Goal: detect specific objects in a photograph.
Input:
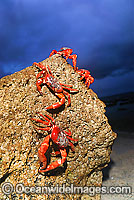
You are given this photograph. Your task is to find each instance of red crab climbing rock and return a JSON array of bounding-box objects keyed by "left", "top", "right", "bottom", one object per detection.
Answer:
[
  {"left": 49, "top": 47, "right": 94, "bottom": 88},
  {"left": 33, "top": 62, "right": 78, "bottom": 110},
  {"left": 31, "top": 113, "right": 78, "bottom": 173},
  {"left": 49, "top": 47, "right": 78, "bottom": 71}
]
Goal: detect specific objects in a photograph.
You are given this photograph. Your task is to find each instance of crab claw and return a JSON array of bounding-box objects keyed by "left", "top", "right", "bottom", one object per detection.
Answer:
[
  {"left": 39, "top": 149, "right": 67, "bottom": 173},
  {"left": 38, "top": 135, "right": 50, "bottom": 171},
  {"left": 46, "top": 93, "right": 65, "bottom": 110}
]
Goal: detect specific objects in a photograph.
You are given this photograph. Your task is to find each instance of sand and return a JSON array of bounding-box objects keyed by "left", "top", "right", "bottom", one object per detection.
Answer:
[{"left": 101, "top": 131, "right": 134, "bottom": 200}]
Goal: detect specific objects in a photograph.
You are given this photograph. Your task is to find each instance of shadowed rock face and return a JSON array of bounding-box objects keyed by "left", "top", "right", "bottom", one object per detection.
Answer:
[{"left": 0, "top": 54, "right": 117, "bottom": 199}]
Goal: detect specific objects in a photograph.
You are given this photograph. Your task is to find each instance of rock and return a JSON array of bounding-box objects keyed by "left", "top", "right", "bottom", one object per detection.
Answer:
[{"left": 0, "top": 54, "right": 117, "bottom": 199}]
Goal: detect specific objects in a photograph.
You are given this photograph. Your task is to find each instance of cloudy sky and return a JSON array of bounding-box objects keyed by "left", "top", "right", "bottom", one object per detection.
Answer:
[{"left": 0, "top": 0, "right": 133, "bottom": 97}]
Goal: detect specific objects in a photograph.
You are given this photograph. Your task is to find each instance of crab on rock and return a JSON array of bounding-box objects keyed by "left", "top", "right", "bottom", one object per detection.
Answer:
[
  {"left": 49, "top": 47, "right": 78, "bottom": 71},
  {"left": 76, "top": 69, "right": 94, "bottom": 87},
  {"left": 49, "top": 47, "right": 94, "bottom": 88},
  {"left": 31, "top": 113, "right": 78, "bottom": 173},
  {"left": 33, "top": 62, "right": 78, "bottom": 110}
]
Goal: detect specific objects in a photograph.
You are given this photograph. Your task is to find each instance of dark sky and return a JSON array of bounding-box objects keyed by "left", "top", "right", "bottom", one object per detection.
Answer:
[{"left": 0, "top": 0, "right": 134, "bottom": 97}]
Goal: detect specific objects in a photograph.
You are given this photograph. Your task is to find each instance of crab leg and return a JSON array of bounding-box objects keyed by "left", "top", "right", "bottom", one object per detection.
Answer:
[
  {"left": 85, "top": 77, "right": 91, "bottom": 87},
  {"left": 68, "top": 54, "right": 78, "bottom": 71},
  {"left": 67, "top": 136, "right": 78, "bottom": 142},
  {"left": 46, "top": 65, "right": 52, "bottom": 75},
  {"left": 36, "top": 70, "right": 46, "bottom": 79},
  {"left": 64, "top": 129, "right": 72, "bottom": 136},
  {"left": 31, "top": 117, "right": 50, "bottom": 126},
  {"left": 89, "top": 76, "right": 94, "bottom": 84},
  {"left": 62, "top": 86, "right": 78, "bottom": 92},
  {"left": 46, "top": 93, "right": 65, "bottom": 110},
  {"left": 38, "top": 135, "right": 50, "bottom": 171},
  {"left": 63, "top": 90, "right": 71, "bottom": 106},
  {"left": 33, "top": 62, "right": 41, "bottom": 68},
  {"left": 85, "top": 76, "right": 90, "bottom": 84},
  {"left": 39, "top": 149, "right": 67, "bottom": 173},
  {"left": 79, "top": 75, "right": 86, "bottom": 81},
  {"left": 77, "top": 69, "right": 90, "bottom": 78},
  {"left": 45, "top": 114, "right": 55, "bottom": 124},
  {"left": 36, "top": 113, "right": 55, "bottom": 125},
  {"left": 49, "top": 50, "right": 57, "bottom": 57},
  {"left": 51, "top": 151, "right": 61, "bottom": 155},
  {"left": 76, "top": 69, "right": 94, "bottom": 88},
  {"left": 36, "top": 78, "right": 43, "bottom": 95},
  {"left": 36, "top": 113, "right": 51, "bottom": 122},
  {"left": 31, "top": 113, "right": 55, "bottom": 131},
  {"left": 85, "top": 76, "right": 94, "bottom": 87},
  {"left": 69, "top": 141, "right": 75, "bottom": 152},
  {"left": 33, "top": 62, "right": 46, "bottom": 70},
  {"left": 64, "top": 52, "right": 77, "bottom": 71}
]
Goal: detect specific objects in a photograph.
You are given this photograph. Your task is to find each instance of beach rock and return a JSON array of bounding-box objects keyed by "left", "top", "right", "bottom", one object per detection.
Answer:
[{"left": 0, "top": 54, "right": 117, "bottom": 200}]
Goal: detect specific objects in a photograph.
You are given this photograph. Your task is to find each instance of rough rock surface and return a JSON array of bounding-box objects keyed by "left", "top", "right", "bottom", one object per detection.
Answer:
[{"left": 0, "top": 54, "right": 117, "bottom": 200}]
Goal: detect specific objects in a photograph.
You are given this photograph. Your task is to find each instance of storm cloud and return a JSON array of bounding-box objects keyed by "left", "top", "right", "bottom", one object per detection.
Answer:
[{"left": 0, "top": 0, "right": 133, "bottom": 96}]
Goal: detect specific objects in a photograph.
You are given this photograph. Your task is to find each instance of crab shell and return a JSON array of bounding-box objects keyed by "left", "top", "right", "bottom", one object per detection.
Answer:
[{"left": 51, "top": 126, "right": 69, "bottom": 148}]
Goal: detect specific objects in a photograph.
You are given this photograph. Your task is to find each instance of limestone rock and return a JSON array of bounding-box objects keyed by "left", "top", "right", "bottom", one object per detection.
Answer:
[{"left": 0, "top": 54, "right": 117, "bottom": 199}]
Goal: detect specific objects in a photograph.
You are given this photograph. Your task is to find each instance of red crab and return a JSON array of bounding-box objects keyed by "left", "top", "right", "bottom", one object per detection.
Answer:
[
  {"left": 49, "top": 47, "right": 78, "bottom": 71},
  {"left": 49, "top": 47, "right": 94, "bottom": 88},
  {"left": 31, "top": 113, "right": 78, "bottom": 173},
  {"left": 33, "top": 62, "right": 78, "bottom": 110},
  {"left": 76, "top": 69, "right": 94, "bottom": 87}
]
